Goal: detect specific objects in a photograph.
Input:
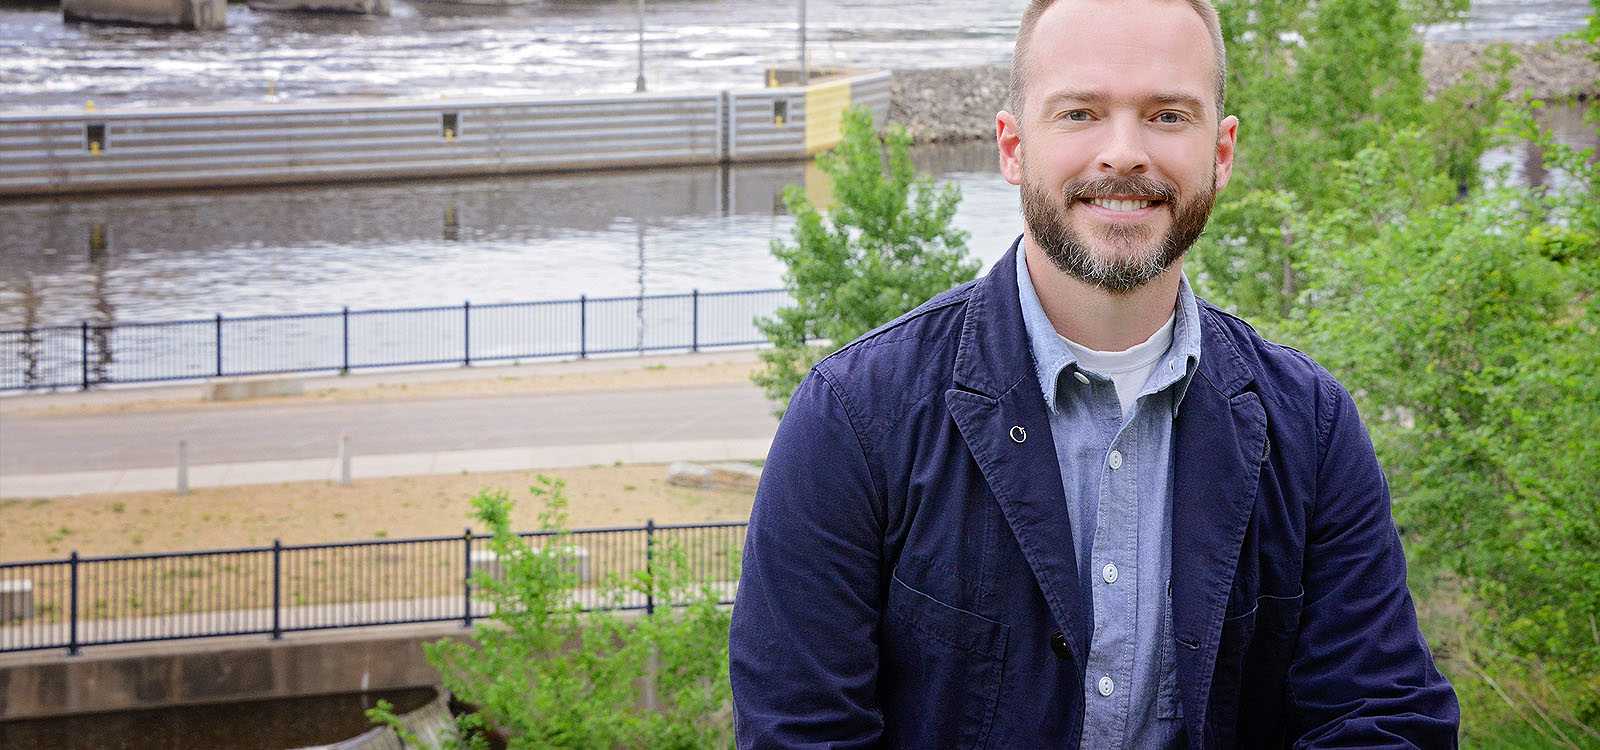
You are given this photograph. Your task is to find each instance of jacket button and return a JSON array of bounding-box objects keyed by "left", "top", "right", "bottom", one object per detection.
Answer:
[{"left": 1050, "top": 630, "right": 1070, "bottom": 659}]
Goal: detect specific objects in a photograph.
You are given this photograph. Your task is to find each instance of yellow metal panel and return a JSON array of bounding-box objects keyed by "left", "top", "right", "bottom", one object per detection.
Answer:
[{"left": 804, "top": 79, "right": 853, "bottom": 155}]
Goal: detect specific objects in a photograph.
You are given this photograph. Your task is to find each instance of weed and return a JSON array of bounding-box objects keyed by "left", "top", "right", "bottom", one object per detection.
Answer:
[{"left": 111, "top": 502, "right": 126, "bottom": 514}]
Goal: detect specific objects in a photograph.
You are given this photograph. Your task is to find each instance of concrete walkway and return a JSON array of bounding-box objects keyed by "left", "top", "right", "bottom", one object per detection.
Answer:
[{"left": 0, "top": 352, "right": 779, "bottom": 499}]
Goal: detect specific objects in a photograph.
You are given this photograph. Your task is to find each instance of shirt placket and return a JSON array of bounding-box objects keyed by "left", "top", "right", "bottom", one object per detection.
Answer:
[{"left": 1081, "top": 400, "right": 1140, "bottom": 748}]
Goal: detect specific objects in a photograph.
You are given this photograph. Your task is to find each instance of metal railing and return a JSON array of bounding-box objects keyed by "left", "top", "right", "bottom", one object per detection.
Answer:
[
  {"left": 0, "top": 288, "right": 790, "bottom": 391},
  {"left": 0, "top": 520, "right": 747, "bottom": 655}
]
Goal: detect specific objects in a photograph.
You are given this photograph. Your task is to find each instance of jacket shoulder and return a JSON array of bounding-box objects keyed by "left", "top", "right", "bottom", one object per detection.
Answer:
[
  {"left": 807, "top": 281, "right": 976, "bottom": 437},
  {"left": 1198, "top": 300, "right": 1347, "bottom": 445}
]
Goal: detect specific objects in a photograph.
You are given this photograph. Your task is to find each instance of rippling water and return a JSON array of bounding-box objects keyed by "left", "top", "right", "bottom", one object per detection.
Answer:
[{"left": 0, "top": 0, "right": 1589, "bottom": 111}]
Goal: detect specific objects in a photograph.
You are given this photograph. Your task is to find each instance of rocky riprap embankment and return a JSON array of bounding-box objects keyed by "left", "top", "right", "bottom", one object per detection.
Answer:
[{"left": 890, "top": 39, "right": 1596, "bottom": 144}]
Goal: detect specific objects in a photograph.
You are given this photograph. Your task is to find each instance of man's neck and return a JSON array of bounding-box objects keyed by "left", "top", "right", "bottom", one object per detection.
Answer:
[{"left": 1023, "top": 236, "right": 1183, "bottom": 352}]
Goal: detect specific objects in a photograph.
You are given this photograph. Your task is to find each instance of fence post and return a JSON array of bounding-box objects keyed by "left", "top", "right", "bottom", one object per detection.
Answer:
[
  {"left": 579, "top": 295, "right": 588, "bottom": 359},
  {"left": 271, "top": 539, "right": 282, "bottom": 640},
  {"left": 341, "top": 306, "right": 350, "bottom": 375},
  {"left": 462, "top": 528, "right": 474, "bottom": 627},
  {"left": 79, "top": 321, "right": 89, "bottom": 390},
  {"left": 644, "top": 519, "right": 655, "bottom": 616},
  {"left": 214, "top": 313, "right": 223, "bottom": 377},
  {"left": 463, "top": 300, "right": 472, "bottom": 367},
  {"left": 691, "top": 289, "right": 700, "bottom": 353},
  {"left": 338, "top": 434, "right": 351, "bottom": 486},
  {"left": 68, "top": 551, "right": 80, "bottom": 656},
  {"left": 177, "top": 440, "right": 189, "bottom": 496}
]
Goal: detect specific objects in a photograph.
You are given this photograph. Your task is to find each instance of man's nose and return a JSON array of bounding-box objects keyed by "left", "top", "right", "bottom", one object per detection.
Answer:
[{"left": 1097, "top": 116, "right": 1150, "bottom": 176}]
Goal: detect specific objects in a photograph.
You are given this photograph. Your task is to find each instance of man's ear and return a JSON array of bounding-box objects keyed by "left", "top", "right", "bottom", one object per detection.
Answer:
[
  {"left": 998, "top": 109, "right": 1024, "bottom": 186},
  {"left": 1214, "top": 114, "right": 1238, "bottom": 192}
]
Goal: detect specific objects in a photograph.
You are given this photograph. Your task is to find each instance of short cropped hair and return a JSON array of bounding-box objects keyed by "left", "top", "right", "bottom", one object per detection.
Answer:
[{"left": 1009, "top": 0, "right": 1227, "bottom": 119}]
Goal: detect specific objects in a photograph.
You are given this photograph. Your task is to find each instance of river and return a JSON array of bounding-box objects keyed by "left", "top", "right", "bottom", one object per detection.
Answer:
[{"left": 0, "top": 0, "right": 1593, "bottom": 329}]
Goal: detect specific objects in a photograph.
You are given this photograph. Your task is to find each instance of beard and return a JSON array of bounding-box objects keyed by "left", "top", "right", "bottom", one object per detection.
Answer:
[{"left": 1021, "top": 167, "right": 1216, "bottom": 295}]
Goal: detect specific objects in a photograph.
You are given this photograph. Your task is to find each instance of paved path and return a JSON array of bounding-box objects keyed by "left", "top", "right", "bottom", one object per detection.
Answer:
[{"left": 0, "top": 357, "right": 780, "bottom": 497}]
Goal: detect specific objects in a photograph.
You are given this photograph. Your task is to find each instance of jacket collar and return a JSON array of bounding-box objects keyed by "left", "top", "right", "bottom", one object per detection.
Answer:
[{"left": 948, "top": 239, "right": 1269, "bottom": 742}]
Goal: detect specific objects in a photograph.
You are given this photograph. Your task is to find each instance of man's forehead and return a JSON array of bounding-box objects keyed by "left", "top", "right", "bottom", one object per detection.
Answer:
[{"left": 1023, "top": 0, "right": 1216, "bottom": 103}]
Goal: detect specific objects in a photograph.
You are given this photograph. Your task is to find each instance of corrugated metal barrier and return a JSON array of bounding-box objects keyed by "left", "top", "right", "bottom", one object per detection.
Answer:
[{"left": 0, "top": 70, "right": 893, "bottom": 197}]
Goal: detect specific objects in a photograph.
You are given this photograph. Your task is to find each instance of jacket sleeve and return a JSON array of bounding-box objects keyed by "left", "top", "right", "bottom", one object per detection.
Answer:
[
  {"left": 730, "top": 370, "right": 886, "bottom": 749},
  {"left": 1288, "top": 376, "right": 1460, "bottom": 748}
]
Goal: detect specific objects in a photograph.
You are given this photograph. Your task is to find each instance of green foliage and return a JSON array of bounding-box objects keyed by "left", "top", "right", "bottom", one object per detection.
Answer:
[
  {"left": 1263, "top": 99, "right": 1600, "bottom": 742},
  {"left": 753, "top": 106, "right": 977, "bottom": 416},
  {"left": 366, "top": 699, "right": 491, "bottom": 750},
  {"left": 1196, "top": 0, "right": 1513, "bottom": 323},
  {"left": 383, "top": 477, "right": 735, "bottom": 748},
  {"left": 1191, "top": 0, "right": 1600, "bottom": 738}
]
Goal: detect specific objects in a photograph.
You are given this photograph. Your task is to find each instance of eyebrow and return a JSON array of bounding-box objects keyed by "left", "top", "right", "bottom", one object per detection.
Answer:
[{"left": 1038, "top": 89, "right": 1207, "bottom": 114}]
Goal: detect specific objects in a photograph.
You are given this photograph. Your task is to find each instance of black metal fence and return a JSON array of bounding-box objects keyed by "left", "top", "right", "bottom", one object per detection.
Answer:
[
  {"left": 0, "top": 289, "right": 790, "bottom": 391},
  {"left": 0, "top": 520, "right": 746, "bottom": 655}
]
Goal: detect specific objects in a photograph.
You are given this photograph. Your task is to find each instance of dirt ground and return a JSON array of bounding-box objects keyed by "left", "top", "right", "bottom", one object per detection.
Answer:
[{"left": 0, "top": 463, "right": 756, "bottom": 562}]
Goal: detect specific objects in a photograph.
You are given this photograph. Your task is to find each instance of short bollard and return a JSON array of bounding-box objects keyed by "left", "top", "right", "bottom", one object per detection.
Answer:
[
  {"left": 338, "top": 434, "right": 352, "bottom": 486},
  {"left": 177, "top": 440, "right": 189, "bottom": 495}
]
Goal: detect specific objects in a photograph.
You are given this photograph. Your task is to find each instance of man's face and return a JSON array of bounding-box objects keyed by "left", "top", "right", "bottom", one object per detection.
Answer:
[{"left": 998, "top": 0, "right": 1238, "bottom": 294}]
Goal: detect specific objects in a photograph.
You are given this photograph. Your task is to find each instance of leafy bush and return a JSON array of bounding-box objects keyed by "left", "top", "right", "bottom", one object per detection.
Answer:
[
  {"left": 373, "top": 477, "right": 735, "bottom": 749},
  {"left": 753, "top": 105, "right": 977, "bottom": 416}
]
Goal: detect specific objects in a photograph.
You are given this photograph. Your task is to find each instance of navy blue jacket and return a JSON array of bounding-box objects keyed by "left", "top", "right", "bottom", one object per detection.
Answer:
[{"left": 729, "top": 241, "right": 1459, "bottom": 748}]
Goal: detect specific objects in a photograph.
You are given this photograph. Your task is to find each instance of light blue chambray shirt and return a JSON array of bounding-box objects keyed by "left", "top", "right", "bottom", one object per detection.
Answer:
[{"left": 1015, "top": 245, "right": 1203, "bottom": 749}]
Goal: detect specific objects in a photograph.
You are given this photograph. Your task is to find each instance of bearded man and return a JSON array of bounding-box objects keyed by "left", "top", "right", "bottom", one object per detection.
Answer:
[{"left": 728, "top": 0, "right": 1460, "bottom": 746}]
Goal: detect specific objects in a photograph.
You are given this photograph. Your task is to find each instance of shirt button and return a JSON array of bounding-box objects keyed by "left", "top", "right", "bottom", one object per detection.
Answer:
[
  {"left": 1102, "top": 563, "right": 1119, "bottom": 584},
  {"left": 1098, "top": 675, "right": 1115, "bottom": 697},
  {"left": 1073, "top": 370, "right": 1091, "bottom": 385},
  {"left": 1108, "top": 450, "right": 1123, "bottom": 470}
]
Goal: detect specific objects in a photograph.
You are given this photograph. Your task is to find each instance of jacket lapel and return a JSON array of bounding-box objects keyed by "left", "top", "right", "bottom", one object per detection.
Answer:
[
  {"left": 1170, "top": 308, "right": 1269, "bottom": 744},
  {"left": 945, "top": 240, "right": 1088, "bottom": 663}
]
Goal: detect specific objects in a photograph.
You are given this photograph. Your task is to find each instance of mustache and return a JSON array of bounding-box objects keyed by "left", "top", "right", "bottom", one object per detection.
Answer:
[{"left": 1063, "top": 175, "right": 1178, "bottom": 203}]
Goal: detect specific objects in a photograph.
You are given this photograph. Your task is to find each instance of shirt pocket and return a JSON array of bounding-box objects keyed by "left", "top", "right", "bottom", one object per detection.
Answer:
[
  {"left": 883, "top": 570, "right": 1010, "bottom": 749},
  {"left": 1157, "top": 578, "right": 1183, "bottom": 719}
]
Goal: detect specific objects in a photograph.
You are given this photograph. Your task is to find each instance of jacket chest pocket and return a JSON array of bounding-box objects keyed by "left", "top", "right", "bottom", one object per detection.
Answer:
[
  {"left": 882, "top": 571, "right": 1009, "bottom": 750},
  {"left": 1207, "top": 589, "right": 1304, "bottom": 747}
]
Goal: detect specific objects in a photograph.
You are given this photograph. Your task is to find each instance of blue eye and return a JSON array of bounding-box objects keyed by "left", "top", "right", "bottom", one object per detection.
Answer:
[
  {"left": 1156, "top": 111, "right": 1187, "bottom": 124},
  {"left": 1065, "top": 110, "right": 1092, "bottom": 122}
]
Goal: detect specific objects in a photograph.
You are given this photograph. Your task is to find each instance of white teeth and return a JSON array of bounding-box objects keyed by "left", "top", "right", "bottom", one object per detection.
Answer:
[{"left": 1088, "top": 198, "right": 1154, "bottom": 211}]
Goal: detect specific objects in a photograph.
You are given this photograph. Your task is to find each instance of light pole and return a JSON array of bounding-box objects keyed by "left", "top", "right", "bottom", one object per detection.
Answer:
[
  {"left": 798, "top": 0, "right": 808, "bottom": 84},
  {"left": 635, "top": 0, "right": 647, "bottom": 93}
]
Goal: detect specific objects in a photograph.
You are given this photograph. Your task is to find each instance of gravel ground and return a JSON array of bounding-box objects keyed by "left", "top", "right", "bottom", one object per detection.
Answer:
[{"left": 890, "top": 39, "right": 1597, "bottom": 143}]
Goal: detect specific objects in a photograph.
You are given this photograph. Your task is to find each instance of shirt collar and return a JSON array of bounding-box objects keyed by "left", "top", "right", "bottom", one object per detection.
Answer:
[{"left": 1015, "top": 242, "right": 1202, "bottom": 417}]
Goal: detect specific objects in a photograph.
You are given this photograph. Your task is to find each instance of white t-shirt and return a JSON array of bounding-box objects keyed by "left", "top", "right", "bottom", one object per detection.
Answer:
[{"left": 1059, "top": 313, "right": 1177, "bottom": 421}]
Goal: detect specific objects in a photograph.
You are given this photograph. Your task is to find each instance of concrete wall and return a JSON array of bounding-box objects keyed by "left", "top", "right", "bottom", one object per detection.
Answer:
[
  {"left": 61, "top": 0, "right": 226, "bottom": 30},
  {"left": 0, "top": 70, "right": 894, "bottom": 197},
  {"left": 0, "top": 623, "right": 465, "bottom": 721}
]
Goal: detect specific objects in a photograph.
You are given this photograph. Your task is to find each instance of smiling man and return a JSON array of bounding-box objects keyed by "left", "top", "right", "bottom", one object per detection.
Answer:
[{"left": 729, "top": 0, "right": 1459, "bottom": 747}]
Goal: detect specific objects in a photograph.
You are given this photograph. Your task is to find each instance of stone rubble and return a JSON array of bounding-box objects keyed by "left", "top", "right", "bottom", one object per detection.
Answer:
[{"left": 889, "top": 40, "right": 1596, "bottom": 144}]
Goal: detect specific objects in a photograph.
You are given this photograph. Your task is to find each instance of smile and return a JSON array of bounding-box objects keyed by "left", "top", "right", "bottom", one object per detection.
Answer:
[{"left": 1084, "top": 197, "right": 1161, "bottom": 212}]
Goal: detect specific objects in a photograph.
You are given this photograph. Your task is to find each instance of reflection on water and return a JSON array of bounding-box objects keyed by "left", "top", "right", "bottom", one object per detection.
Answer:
[
  {"left": 0, "top": 687, "right": 437, "bottom": 750},
  {"left": 0, "top": 141, "right": 1025, "bottom": 328}
]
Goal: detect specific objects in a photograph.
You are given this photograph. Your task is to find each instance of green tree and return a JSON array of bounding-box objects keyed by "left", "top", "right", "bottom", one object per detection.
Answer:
[
  {"left": 753, "top": 106, "right": 977, "bottom": 416},
  {"left": 1279, "top": 107, "right": 1600, "bottom": 744},
  {"left": 1192, "top": 0, "right": 1512, "bottom": 323}
]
